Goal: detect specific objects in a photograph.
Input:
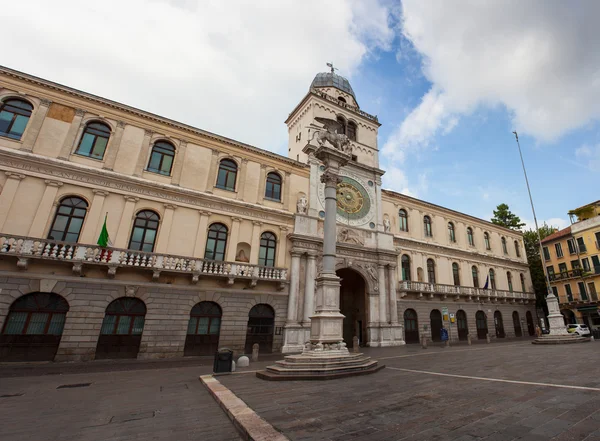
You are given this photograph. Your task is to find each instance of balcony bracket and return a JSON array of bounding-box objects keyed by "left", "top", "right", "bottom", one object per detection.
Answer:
[
  {"left": 454, "top": 294, "right": 460, "bottom": 301},
  {"left": 72, "top": 262, "right": 83, "bottom": 276},
  {"left": 428, "top": 293, "right": 434, "bottom": 300},
  {"left": 466, "top": 296, "right": 472, "bottom": 302},
  {"left": 228, "top": 275, "right": 236, "bottom": 286},
  {"left": 191, "top": 273, "right": 200, "bottom": 284},
  {"left": 152, "top": 270, "right": 161, "bottom": 281},
  {"left": 16, "top": 257, "right": 29, "bottom": 270},
  {"left": 278, "top": 280, "right": 289, "bottom": 292},
  {"left": 107, "top": 265, "right": 117, "bottom": 279},
  {"left": 248, "top": 277, "right": 258, "bottom": 288}
]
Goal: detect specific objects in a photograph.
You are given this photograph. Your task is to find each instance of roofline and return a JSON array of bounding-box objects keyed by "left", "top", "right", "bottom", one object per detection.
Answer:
[
  {"left": 381, "top": 188, "right": 524, "bottom": 236},
  {"left": 540, "top": 226, "right": 572, "bottom": 244},
  {"left": 569, "top": 199, "right": 600, "bottom": 213},
  {"left": 0, "top": 65, "right": 306, "bottom": 169}
]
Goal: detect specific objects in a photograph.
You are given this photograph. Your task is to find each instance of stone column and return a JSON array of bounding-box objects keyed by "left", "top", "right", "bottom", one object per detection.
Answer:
[
  {"left": 21, "top": 99, "right": 51, "bottom": 152},
  {"left": 155, "top": 204, "right": 177, "bottom": 253},
  {"left": 378, "top": 264, "right": 387, "bottom": 324},
  {"left": 79, "top": 189, "right": 109, "bottom": 244},
  {"left": 205, "top": 149, "right": 220, "bottom": 193},
  {"left": 302, "top": 252, "right": 317, "bottom": 323},
  {"left": 236, "top": 159, "right": 248, "bottom": 200},
  {"left": 287, "top": 250, "right": 302, "bottom": 324},
  {"left": 388, "top": 264, "right": 399, "bottom": 324},
  {"left": 226, "top": 217, "right": 241, "bottom": 261},
  {"left": 277, "top": 226, "right": 288, "bottom": 267},
  {"left": 58, "top": 109, "right": 85, "bottom": 159},
  {"left": 133, "top": 130, "right": 153, "bottom": 177},
  {"left": 114, "top": 196, "right": 139, "bottom": 248},
  {"left": 170, "top": 141, "right": 187, "bottom": 185},
  {"left": 282, "top": 171, "right": 291, "bottom": 210},
  {"left": 375, "top": 177, "right": 384, "bottom": 230},
  {"left": 28, "top": 180, "right": 64, "bottom": 238},
  {"left": 193, "top": 211, "right": 211, "bottom": 257},
  {"left": 0, "top": 172, "right": 26, "bottom": 231},
  {"left": 102, "top": 121, "right": 126, "bottom": 170},
  {"left": 249, "top": 221, "right": 263, "bottom": 264},
  {"left": 256, "top": 164, "right": 267, "bottom": 204}
]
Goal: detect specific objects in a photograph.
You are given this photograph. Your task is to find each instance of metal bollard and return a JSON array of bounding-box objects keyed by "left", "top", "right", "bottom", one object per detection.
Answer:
[
  {"left": 467, "top": 334, "right": 472, "bottom": 346},
  {"left": 251, "top": 343, "right": 259, "bottom": 362}
]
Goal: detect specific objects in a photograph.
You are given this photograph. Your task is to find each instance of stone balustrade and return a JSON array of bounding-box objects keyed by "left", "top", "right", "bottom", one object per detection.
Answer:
[
  {"left": 398, "top": 280, "right": 535, "bottom": 303},
  {"left": 0, "top": 234, "right": 288, "bottom": 289}
]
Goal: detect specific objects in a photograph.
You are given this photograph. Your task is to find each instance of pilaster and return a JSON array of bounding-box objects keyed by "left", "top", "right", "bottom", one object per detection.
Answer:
[
  {"left": 0, "top": 172, "right": 26, "bottom": 231},
  {"left": 226, "top": 217, "right": 241, "bottom": 262},
  {"left": 277, "top": 226, "right": 288, "bottom": 267},
  {"left": 133, "top": 130, "right": 153, "bottom": 177},
  {"left": 155, "top": 204, "right": 177, "bottom": 253},
  {"left": 205, "top": 149, "right": 219, "bottom": 193},
  {"left": 193, "top": 211, "right": 211, "bottom": 257},
  {"left": 22, "top": 98, "right": 51, "bottom": 152},
  {"left": 79, "top": 189, "right": 109, "bottom": 244},
  {"left": 28, "top": 180, "right": 63, "bottom": 238},
  {"left": 256, "top": 164, "right": 267, "bottom": 204},
  {"left": 170, "top": 141, "right": 187, "bottom": 186},
  {"left": 58, "top": 109, "right": 85, "bottom": 159},
  {"left": 236, "top": 159, "right": 248, "bottom": 200},
  {"left": 114, "top": 196, "right": 139, "bottom": 248},
  {"left": 249, "top": 221, "right": 263, "bottom": 264},
  {"left": 102, "top": 121, "right": 126, "bottom": 170}
]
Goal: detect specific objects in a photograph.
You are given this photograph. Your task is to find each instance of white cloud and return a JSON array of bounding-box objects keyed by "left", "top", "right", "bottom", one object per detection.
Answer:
[
  {"left": 381, "top": 165, "right": 427, "bottom": 198},
  {"left": 2, "top": 0, "right": 395, "bottom": 154},
  {"left": 575, "top": 143, "right": 600, "bottom": 172},
  {"left": 522, "top": 217, "right": 569, "bottom": 232},
  {"left": 384, "top": 1, "right": 600, "bottom": 157}
]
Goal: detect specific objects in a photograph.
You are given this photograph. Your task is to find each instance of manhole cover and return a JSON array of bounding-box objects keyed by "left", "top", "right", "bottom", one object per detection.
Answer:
[{"left": 57, "top": 383, "right": 92, "bottom": 389}]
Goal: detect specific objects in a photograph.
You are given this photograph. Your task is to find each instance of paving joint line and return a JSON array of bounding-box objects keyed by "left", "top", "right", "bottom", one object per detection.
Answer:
[{"left": 378, "top": 342, "right": 531, "bottom": 360}]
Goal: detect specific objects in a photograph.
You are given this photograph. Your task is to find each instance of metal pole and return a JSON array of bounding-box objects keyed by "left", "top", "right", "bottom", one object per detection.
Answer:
[{"left": 512, "top": 131, "right": 553, "bottom": 297}]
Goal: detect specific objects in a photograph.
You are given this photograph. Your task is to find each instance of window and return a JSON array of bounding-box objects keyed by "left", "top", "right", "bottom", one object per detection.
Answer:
[
  {"left": 204, "top": 223, "right": 228, "bottom": 261},
  {"left": 552, "top": 286, "right": 559, "bottom": 297},
  {"left": 567, "top": 238, "right": 576, "bottom": 255},
  {"left": 427, "top": 258, "right": 436, "bottom": 284},
  {"left": 424, "top": 216, "right": 432, "bottom": 237},
  {"left": 565, "top": 284, "right": 573, "bottom": 302},
  {"left": 484, "top": 232, "right": 491, "bottom": 250},
  {"left": 571, "top": 260, "right": 581, "bottom": 270},
  {"left": 514, "top": 240, "right": 520, "bottom": 257},
  {"left": 588, "top": 282, "right": 598, "bottom": 301},
  {"left": 520, "top": 273, "right": 526, "bottom": 291},
  {"left": 128, "top": 210, "right": 160, "bottom": 252},
  {"left": 596, "top": 232, "right": 600, "bottom": 249},
  {"left": 448, "top": 222, "right": 456, "bottom": 243},
  {"left": 452, "top": 263, "right": 460, "bottom": 286},
  {"left": 399, "top": 209, "right": 408, "bottom": 232},
  {"left": 0, "top": 99, "right": 33, "bottom": 140},
  {"left": 76, "top": 122, "right": 111, "bottom": 159},
  {"left": 555, "top": 243, "right": 563, "bottom": 258},
  {"left": 100, "top": 297, "right": 146, "bottom": 336},
  {"left": 543, "top": 246, "right": 550, "bottom": 260},
  {"left": 582, "top": 258, "right": 591, "bottom": 272},
  {"left": 501, "top": 237, "right": 508, "bottom": 254},
  {"left": 578, "top": 282, "right": 588, "bottom": 301},
  {"left": 547, "top": 265, "right": 555, "bottom": 277},
  {"left": 338, "top": 96, "right": 347, "bottom": 104},
  {"left": 401, "top": 255, "right": 411, "bottom": 281},
  {"left": 467, "top": 228, "right": 474, "bottom": 246},
  {"left": 576, "top": 237, "right": 587, "bottom": 253},
  {"left": 489, "top": 269, "right": 496, "bottom": 290},
  {"left": 472, "top": 266, "right": 479, "bottom": 288},
  {"left": 47, "top": 197, "right": 88, "bottom": 242},
  {"left": 347, "top": 121, "right": 357, "bottom": 141},
  {"left": 2, "top": 293, "right": 69, "bottom": 336},
  {"left": 216, "top": 159, "right": 238, "bottom": 191},
  {"left": 558, "top": 263, "right": 568, "bottom": 274},
  {"left": 258, "top": 232, "right": 277, "bottom": 267},
  {"left": 507, "top": 272, "right": 513, "bottom": 292},
  {"left": 337, "top": 116, "right": 346, "bottom": 135},
  {"left": 265, "top": 172, "right": 282, "bottom": 201},
  {"left": 147, "top": 141, "right": 175, "bottom": 175},
  {"left": 187, "top": 302, "right": 221, "bottom": 336}
]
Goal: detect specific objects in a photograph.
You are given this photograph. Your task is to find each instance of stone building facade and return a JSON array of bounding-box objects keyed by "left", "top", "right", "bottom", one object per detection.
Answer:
[{"left": 0, "top": 66, "right": 536, "bottom": 362}]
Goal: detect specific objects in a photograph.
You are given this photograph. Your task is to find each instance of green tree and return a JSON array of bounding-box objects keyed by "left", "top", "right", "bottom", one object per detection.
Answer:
[
  {"left": 491, "top": 203, "right": 526, "bottom": 230},
  {"left": 523, "top": 223, "right": 557, "bottom": 312}
]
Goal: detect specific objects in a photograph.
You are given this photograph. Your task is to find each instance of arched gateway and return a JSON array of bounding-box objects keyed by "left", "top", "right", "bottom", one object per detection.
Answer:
[{"left": 337, "top": 268, "right": 368, "bottom": 348}]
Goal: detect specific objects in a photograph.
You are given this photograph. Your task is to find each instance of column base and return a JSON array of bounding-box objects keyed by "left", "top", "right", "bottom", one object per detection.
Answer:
[
  {"left": 366, "top": 323, "right": 405, "bottom": 347},
  {"left": 282, "top": 323, "right": 305, "bottom": 354}
]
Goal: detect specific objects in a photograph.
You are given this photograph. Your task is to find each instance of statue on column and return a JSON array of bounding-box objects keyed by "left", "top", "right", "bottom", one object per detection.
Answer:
[{"left": 311, "top": 117, "right": 352, "bottom": 153}]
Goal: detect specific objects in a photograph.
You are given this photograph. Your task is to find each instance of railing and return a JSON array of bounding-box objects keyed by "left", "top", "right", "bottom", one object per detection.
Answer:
[
  {"left": 310, "top": 88, "right": 379, "bottom": 122},
  {"left": 548, "top": 267, "right": 600, "bottom": 281},
  {"left": 0, "top": 234, "right": 288, "bottom": 288},
  {"left": 397, "top": 280, "right": 535, "bottom": 301}
]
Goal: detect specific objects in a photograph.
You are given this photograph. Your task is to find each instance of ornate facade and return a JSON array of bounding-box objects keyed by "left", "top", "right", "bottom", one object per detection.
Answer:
[{"left": 0, "top": 66, "right": 536, "bottom": 362}]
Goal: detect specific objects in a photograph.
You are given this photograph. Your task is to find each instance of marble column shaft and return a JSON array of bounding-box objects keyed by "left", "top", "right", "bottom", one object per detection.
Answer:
[
  {"left": 287, "top": 251, "right": 302, "bottom": 323},
  {"left": 303, "top": 253, "right": 317, "bottom": 323},
  {"left": 388, "top": 264, "right": 398, "bottom": 324},
  {"left": 378, "top": 264, "right": 387, "bottom": 324}
]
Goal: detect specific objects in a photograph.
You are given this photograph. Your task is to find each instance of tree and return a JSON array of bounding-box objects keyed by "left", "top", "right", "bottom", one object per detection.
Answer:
[
  {"left": 523, "top": 223, "right": 557, "bottom": 312},
  {"left": 491, "top": 203, "right": 526, "bottom": 230}
]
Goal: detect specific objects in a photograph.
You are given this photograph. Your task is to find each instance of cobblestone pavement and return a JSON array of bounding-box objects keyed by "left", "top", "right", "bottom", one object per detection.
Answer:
[
  {"left": 220, "top": 341, "right": 600, "bottom": 441},
  {"left": 0, "top": 366, "right": 241, "bottom": 441}
]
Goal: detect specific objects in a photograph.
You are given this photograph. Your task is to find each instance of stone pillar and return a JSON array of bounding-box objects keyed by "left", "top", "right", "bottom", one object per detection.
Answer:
[
  {"left": 282, "top": 171, "right": 291, "bottom": 210},
  {"left": 58, "top": 109, "right": 85, "bottom": 159},
  {"left": 277, "top": 226, "right": 288, "bottom": 267},
  {"left": 133, "top": 130, "right": 153, "bottom": 177},
  {"left": 249, "top": 221, "right": 262, "bottom": 264},
  {"left": 28, "top": 180, "right": 63, "bottom": 238},
  {"left": 375, "top": 177, "right": 384, "bottom": 230},
  {"left": 155, "top": 204, "right": 177, "bottom": 253},
  {"left": 0, "top": 172, "right": 26, "bottom": 231},
  {"left": 287, "top": 250, "right": 302, "bottom": 324},
  {"left": 79, "top": 189, "right": 109, "bottom": 244},
  {"left": 546, "top": 292, "right": 570, "bottom": 336},
  {"left": 378, "top": 264, "right": 387, "bottom": 324},
  {"left": 170, "top": 141, "right": 187, "bottom": 186},
  {"left": 22, "top": 98, "right": 51, "bottom": 152},
  {"left": 103, "top": 121, "right": 126, "bottom": 170},
  {"left": 226, "top": 217, "right": 241, "bottom": 262},
  {"left": 114, "top": 196, "right": 139, "bottom": 248},
  {"left": 205, "top": 149, "right": 220, "bottom": 193},
  {"left": 303, "top": 252, "right": 317, "bottom": 323},
  {"left": 236, "top": 159, "right": 248, "bottom": 200},
  {"left": 388, "top": 264, "right": 398, "bottom": 324},
  {"left": 193, "top": 211, "right": 211, "bottom": 258},
  {"left": 256, "top": 164, "right": 267, "bottom": 204}
]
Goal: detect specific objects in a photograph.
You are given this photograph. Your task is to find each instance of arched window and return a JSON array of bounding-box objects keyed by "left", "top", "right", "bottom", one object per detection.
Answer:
[
  {"left": 147, "top": 141, "right": 175, "bottom": 175},
  {"left": 216, "top": 159, "right": 238, "bottom": 191},
  {"left": 399, "top": 209, "right": 408, "bottom": 232},
  {"left": 448, "top": 222, "right": 456, "bottom": 242},
  {"left": 47, "top": 196, "right": 88, "bottom": 242},
  {"left": 489, "top": 269, "right": 496, "bottom": 290},
  {"left": 472, "top": 266, "right": 480, "bottom": 288},
  {"left": 476, "top": 311, "right": 488, "bottom": 340},
  {"left": 467, "top": 227, "right": 474, "bottom": 246},
  {"left": 424, "top": 216, "right": 432, "bottom": 237},
  {"left": 512, "top": 311, "right": 522, "bottom": 337},
  {"left": 0, "top": 98, "right": 33, "bottom": 140},
  {"left": 501, "top": 237, "right": 508, "bottom": 254},
  {"left": 265, "top": 172, "right": 282, "bottom": 201},
  {"left": 336, "top": 116, "right": 346, "bottom": 135},
  {"left": 494, "top": 310, "right": 505, "bottom": 338},
  {"left": 258, "top": 232, "right": 277, "bottom": 267},
  {"left": 204, "top": 223, "right": 228, "bottom": 261},
  {"left": 128, "top": 210, "right": 160, "bottom": 252},
  {"left": 347, "top": 121, "right": 357, "bottom": 141},
  {"left": 96, "top": 297, "right": 146, "bottom": 359},
  {"left": 514, "top": 240, "right": 521, "bottom": 257},
  {"left": 404, "top": 309, "right": 419, "bottom": 343},
  {"left": 245, "top": 304, "right": 275, "bottom": 354},
  {"left": 520, "top": 273, "right": 526, "bottom": 292},
  {"left": 76, "top": 122, "right": 111, "bottom": 160},
  {"left": 484, "top": 232, "right": 491, "bottom": 250},
  {"left": 456, "top": 310, "right": 468, "bottom": 341},
  {"left": 185, "top": 302, "right": 222, "bottom": 356},
  {"left": 427, "top": 258, "right": 436, "bottom": 284},
  {"left": 507, "top": 271, "right": 513, "bottom": 292},
  {"left": 338, "top": 96, "right": 347, "bottom": 104},
  {"left": 401, "top": 254, "right": 411, "bottom": 281},
  {"left": 452, "top": 262, "right": 460, "bottom": 286}
]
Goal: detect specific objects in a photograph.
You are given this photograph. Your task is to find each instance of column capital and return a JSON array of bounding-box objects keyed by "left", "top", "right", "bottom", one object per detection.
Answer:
[
  {"left": 377, "top": 263, "right": 386, "bottom": 269},
  {"left": 117, "top": 120, "right": 126, "bottom": 129},
  {"left": 163, "top": 203, "right": 177, "bottom": 210},
  {"left": 75, "top": 108, "right": 85, "bottom": 117},
  {"left": 260, "top": 164, "right": 268, "bottom": 170},
  {"left": 44, "top": 179, "right": 63, "bottom": 188},
  {"left": 92, "top": 189, "right": 109, "bottom": 197},
  {"left": 241, "top": 158, "right": 249, "bottom": 164},
  {"left": 143, "top": 129, "right": 153, "bottom": 137},
  {"left": 231, "top": 216, "right": 242, "bottom": 223},
  {"left": 179, "top": 140, "right": 187, "bottom": 149},
  {"left": 40, "top": 98, "right": 52, "bottom": 107},
  {"left": 388, "top": 263, "right": 397, "bottom": 270},
  {"left": 320, "top": 170, "right": 342, "bottom": 186},
  {"left": 198, "top": 210, "right": 212, "bottom": 217},
  {"left": 5, "top": 172, "right": 26, "bottom": 181},
  {"left": 279, "top": 225, "right": 289, "bottom": 232},
  {"left": 123, "top": 196, "right": 139, "bottom": 203},
  {"left": 211, "top": 148, "right": 220, "bottom": 156},
  {"left": 252, "top": 220, "right": 263, "bottom": 227},
  {"left": 290, "top": 248, "right": 304, "bottom": 257}
]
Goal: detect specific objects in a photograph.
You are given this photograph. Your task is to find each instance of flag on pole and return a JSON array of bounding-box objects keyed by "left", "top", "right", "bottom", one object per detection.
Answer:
[
  {"left": 97, "top": 214, "right": 112, "bottom": 247},
  {"left": 482, "top": 275, "right": 489, "bottom": 290}
]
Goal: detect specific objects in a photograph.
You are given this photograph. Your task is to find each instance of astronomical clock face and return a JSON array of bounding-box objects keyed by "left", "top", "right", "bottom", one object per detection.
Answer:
[{"left": 317, "top": 172, "right": 376, "bottom": 227}]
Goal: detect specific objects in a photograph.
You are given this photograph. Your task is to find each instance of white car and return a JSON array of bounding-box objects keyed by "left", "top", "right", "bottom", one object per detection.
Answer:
[{"left": 566, "top": 324, "right": 591, "bottom": 337}]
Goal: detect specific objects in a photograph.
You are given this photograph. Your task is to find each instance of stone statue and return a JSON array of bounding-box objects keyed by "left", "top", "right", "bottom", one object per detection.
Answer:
[
  {"left": 296, "top": 195, "right": 308, "bottom": 214},
  {"left": 366, "top": 265, "right": 378, "bottom": 282},
  {"left": 235, "top": 249, "right": 249, "bottom": 262},
  {"left": 337, "top": 227, "right": 364, "bottom": 245},
  {"left": 383, "top": 217, "right": 391, "bottom": 233},
  {"left": 311, "top": 117, "right": 352, "bottom": 153}
]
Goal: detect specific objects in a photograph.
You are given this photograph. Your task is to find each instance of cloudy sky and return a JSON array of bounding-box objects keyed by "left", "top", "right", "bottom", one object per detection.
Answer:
[{"left": 4, "top": 0, "right": 599, "bottom": 230}]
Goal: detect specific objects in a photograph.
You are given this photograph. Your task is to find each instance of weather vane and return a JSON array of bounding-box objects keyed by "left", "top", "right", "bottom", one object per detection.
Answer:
[{"left": 326, "top": 62, "right": 338, "bottom": 74}]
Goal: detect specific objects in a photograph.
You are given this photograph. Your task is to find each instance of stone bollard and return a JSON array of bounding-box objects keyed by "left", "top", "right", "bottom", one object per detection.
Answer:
[
  {"left": 231, "top": 360, "right": 236, "bottom": 372},
  {"left": 237, "top": 356, "right": 249, "bottom": 367},
  {"left": 421, "top": 335, "right": 428, "bottom": 349},
  {"left": 467, "top": 334, "right": 472, "bottom": 346},
  {"left": 252, "top": 343, "right": 259, "bottom": 362},
  {"left": 352, "top": 336, "right": 359, "bottom": 353},
  {"left": 445, "top": 339, "right": 449, "bottom": 348},
  {"left": 486, "top": 333, "right": 491, "bottom": 344}
]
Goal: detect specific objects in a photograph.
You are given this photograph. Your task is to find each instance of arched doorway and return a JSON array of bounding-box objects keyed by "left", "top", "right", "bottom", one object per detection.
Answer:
[
  {"left": 526, "top": 311, "right": 535, "bottom": 336},
  {"left": 456, "top": 310, "right": 468, "bottom": 341},
  {"left": 96, "top": 297, "right": 146, "bottom": 359},
  {"left": 430, "top": 309, "right": 443, "bottom": 342},
  {"left": 338, "top": 268, "right": 367, "bottom": 348},
  {"left": 244, "top": 304, "right": 274, "bottom": 354},
  {"left": 0, "top": 292, "right": 69, "bottom": 361},
  {"left": 512, "top": 311, "right": 522, "bottom": 337},
  {"left": 476, "top": 311, "right": 488, "bottom": 340},
  {"left": 561, "top": 309, "right": 576, "bottom": 325},
  {"left": 404, "top": 309, "right": 419, "bottom": 344},
  {"left": 494, "top": 311, "right": 505, "bottom": 338},
  {"left": 184, "top": 301, "right": 222, "bottom": 356}
]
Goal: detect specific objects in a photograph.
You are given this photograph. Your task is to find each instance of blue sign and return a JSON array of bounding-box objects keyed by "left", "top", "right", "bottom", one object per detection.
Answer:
[{"left": 440, "top": 328, "right": 449, "bottom": 341}]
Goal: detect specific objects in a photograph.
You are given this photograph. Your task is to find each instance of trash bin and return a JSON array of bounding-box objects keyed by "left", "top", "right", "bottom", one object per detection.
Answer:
[
  {"left": 592, "top": 330, "right": 600, "bottom": 340},
  {"left": 213, "top": 348, "right": 233, "bottom": 373}
]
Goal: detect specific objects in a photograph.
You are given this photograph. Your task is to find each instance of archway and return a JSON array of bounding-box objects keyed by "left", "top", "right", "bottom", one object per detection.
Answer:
[
  {"left": 476, "top": 311, "right": 488, "bottom": 340},
  {"left": 404, "top": 309, "right": 419, "bottom": 344},
  {"left": 96, "top": 297, "right": 146, "bottom": 359},
  {"left": 494, "top": 311, "right": 505, "bottom": 338},
  {"left": 337, "top": 268, "right": 367, "bottom": 348},
  {"left": 561, "top": 309, "right": 576, "bottom": 325},
  {"left": 512, "top": 311, "right": 522, "bottom": 337},
  {"left": 184, "top": 301, "right": 222, "bottom": 356},
  {"left": 244, "top": 304, "right": 274, "bottom": 354},
  {"left": 430, "top": 309, "right": 443, "bottom": 342},
  {"left": 526, "top": 311, "right": 535, "bottom": 336},
  {"left": 0, "top": 292, "right": 69, "bottom": 361},
  {"left": 456, "top": 310, "right": 468, "bottom": 341}
]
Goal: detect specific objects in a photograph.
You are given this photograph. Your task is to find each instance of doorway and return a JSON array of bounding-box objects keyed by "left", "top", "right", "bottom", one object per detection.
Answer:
[
  {"left": 244, "top": 304, "right": 274, "bottom": 354},
  {"left": 430, "top": 309, "right": 443, "bottom": 342},
  {"left": 494, "top": 311, "right": 505, "bottom": 338},
  {"left": 404, "top": 309, "right": 419, "bottom": 343},
  {"left": 456, "top": 310, "right": 468, "bottom": 341},
  {"left": 338, "top": 268, "right": 367, "bottom": 348},
  {"left": 476, "top": 311, "right": 488, "bottom": 339}
]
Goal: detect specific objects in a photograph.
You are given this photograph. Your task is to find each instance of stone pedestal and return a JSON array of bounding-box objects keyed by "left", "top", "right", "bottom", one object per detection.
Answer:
[{"left": 532, "top": 292, "right": 591, "bottom": 345}]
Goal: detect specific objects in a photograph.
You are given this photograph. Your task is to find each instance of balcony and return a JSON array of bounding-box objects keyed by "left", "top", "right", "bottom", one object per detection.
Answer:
[
  {"left": 0, "top": 234, "right": 288, "bottom": 289},
  {"left": 398, "top": 280, "right": 535, "bottom": 303},
  {"left": 549, "top": 266, "right": 600, "bottom": 282}
]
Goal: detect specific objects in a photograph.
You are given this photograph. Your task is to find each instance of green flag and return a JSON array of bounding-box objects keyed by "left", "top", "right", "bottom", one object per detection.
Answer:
[{"left": 97, "top": 214, "right": 112, "bottom": 247}]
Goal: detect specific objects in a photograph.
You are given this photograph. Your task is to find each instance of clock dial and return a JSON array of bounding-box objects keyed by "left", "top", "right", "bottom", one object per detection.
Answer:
[{"left": 335, "top": 177, "right": 371, "bottom": 220}]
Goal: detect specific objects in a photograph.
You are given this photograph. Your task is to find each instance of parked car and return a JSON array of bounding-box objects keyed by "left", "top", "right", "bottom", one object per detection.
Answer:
[{"left": 566, "top": 324, "right": 591, "bottom": 337}]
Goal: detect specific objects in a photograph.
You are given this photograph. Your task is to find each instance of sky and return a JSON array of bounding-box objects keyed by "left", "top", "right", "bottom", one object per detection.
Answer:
[{"left": 3, "top": 0, "right": 599, "bottom": 231}]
